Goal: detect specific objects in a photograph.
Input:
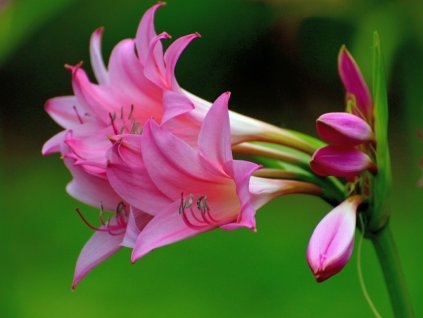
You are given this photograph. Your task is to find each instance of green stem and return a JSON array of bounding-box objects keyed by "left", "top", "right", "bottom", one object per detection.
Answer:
[{"left": 371, "top": 222, "right": 415, "bottom": 317}]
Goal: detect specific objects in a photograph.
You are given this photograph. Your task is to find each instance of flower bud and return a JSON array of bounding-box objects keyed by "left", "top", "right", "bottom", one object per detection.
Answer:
[
  {"left": 307, "top": 195, "right": 364, "bottom": 282},
  {"left": 316, "top": 112, "right": 373, "bottom": 146},
  {"left": 310, "top": 145, "right": 376, "bottom": 180},
  {"left": 338, "top": 46, "right": 373, "bottom": 120}
]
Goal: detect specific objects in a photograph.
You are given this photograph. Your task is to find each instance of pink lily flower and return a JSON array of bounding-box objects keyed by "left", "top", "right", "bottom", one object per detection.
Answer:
[
  {"left": 107, "top": 92, "right": 322, "bottom": 262},
  {"left": 338, "top": 46, "right": 373, "bottom": 122},
  {"left": 307, "top": 195, "right": 365, "bottom": 282},
  {"left": 109, "top": 92, "right": 260, "bottom": 262},
  {"left": 43, "top": 2, "right": 198, "bottom": 176},
  {"left": 43, "top": 2, "right": 295, "bottom": 178}
]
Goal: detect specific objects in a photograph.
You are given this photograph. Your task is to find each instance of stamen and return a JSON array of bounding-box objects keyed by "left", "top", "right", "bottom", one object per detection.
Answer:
[
  {"left": 72, "top": 105, "right": 84, "bottom": 124},
  {"left": 189, "top": 207, "right": 203, "bottom": 223},
  {"left": 179, "top": 193, "right": 220, "bottom": 230},
  {"left": 198, "top": 208, "right": 214, "bottom": 225},
  {"left": 128, "top": 104, "right": 134, "bottom": 120},
  {"left": 116, "top": 201, "right": 126, "bottom": 214},
  {"left": 185, "top": 194, "right": 193, "bottom": 208},
  {"left": 130, "top": 120, "right": 140, "bottom": 134},
  {"left": 75, "top": 208, "right": 104, "bottom": 232},
  {"left": 120, "top": 106, "right": 124, "bottom": 120},
  {"left": 109, "top": 112, "right": 119, "bottom": 135},
  {"left": 99, "top": 203, "right": 107, "bottom": 226},
  {"left": 75, "top": 202, "right": 128, "bottom": 236},
  {"left": 196, "top": 195, "right": 206, "bottom": 212},
  {"left": 205, "top": 209, "right": 219, "bottom": 224},
  {"left": 181, "top": 208, "right": 207, "bottom": 230}
]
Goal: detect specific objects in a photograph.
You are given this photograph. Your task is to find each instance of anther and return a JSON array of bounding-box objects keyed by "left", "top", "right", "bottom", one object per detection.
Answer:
[
  {"left": 179, "top": 193, "right": 219, "bottom": 230},
  {"left": 128, "top": 104, "right": 134, "bottom": 120}
]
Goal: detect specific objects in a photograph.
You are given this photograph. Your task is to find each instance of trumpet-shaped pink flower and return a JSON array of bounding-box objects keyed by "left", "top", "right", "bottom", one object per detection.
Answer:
[
  {"left": 107, "top": 92, "right": 321, "bottom": 262},
  {"left": 108, "top": 92, "right": 259, "bottom": 262},
  {"left": 316, "top": 112, "right": 374, "bottom": 146},
  {"left": 307, "top": 195, "right": 364, "bottom": 282},
  {"left": 43, "top": 2, "right": 199, "bottom": 177},
  {"left": 43, "top": 2, "right": 289, "bottom": 176}
]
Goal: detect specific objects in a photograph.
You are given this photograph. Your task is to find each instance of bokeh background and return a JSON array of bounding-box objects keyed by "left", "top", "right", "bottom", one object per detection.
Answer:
[{"left": 1, "top": 0, "right": 423, "bottom": 317}]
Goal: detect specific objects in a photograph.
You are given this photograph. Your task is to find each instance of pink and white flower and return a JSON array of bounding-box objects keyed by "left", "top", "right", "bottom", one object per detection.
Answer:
[{"left": 107, "top": 92, "right": 322, "bottom": 262}]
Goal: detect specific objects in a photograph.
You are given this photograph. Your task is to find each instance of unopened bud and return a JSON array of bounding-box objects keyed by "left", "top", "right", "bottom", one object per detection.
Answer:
[
  {"left": 316, "top": 112, "right": 373, "bottom": 146},
  {"left": 307, "top": 195, "right": 364, "bottom": 282}
]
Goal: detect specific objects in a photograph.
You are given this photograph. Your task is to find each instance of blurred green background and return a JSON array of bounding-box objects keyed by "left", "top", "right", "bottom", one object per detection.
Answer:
[{"left": 1, "top": 0, "right": 423, "bottom": 317}]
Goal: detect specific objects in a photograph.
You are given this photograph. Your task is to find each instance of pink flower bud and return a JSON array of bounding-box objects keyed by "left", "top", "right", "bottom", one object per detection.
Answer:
[
  {"left": 310, "top": 145, "right": 376, "bottom": 180},
  {"left": 338, "top": 46, "right": 373, "bottom": 120},
  {"left": 316, "top": 112, "right": 374, "bottom": 146},
  {"left": 307, "top": 195, "right": 364, "bottom": 282}
]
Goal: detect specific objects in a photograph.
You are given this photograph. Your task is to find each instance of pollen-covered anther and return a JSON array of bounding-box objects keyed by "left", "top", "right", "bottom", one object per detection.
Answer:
[
  {"left": 75, "top": 201, "right": 128, "bottom": 236},
  {"left": 179, "top": 193, "right": 219, "bottom": 230}
]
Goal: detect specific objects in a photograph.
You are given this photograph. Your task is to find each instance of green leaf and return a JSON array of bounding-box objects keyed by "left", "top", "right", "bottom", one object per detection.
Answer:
[{"left": 370, "top": 32, "right": 392, "bottom": 231}]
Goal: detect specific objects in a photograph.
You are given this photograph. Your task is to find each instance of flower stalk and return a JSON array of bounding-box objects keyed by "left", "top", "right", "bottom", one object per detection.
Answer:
[
  {"left": 232, "top": 142, "right": 311, "bottom": 168},
  {"left": 370, "top": 222, "right": 415, "bottom": 318}
]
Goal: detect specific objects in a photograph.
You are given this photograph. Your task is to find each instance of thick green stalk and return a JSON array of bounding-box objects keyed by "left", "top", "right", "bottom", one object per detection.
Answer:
[{"left": 371, "top": 223, "right": 415, "bottom": 317}]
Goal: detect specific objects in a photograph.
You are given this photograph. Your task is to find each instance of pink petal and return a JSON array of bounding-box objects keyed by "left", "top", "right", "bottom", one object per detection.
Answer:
[
  {"left": 135, "top": 2, "right": 166, "bottom": 64},
  {"left": 307, "top": 195, "right": 364, "bottom": 282},
  {"left": 72, "top": 228, "right": 124, "bottom": 289},
  {"left": 121, "top": 207, "right": 154, "bottom": 248},
  {"left": 70, "top": 65, "right": 118, "bottom": 124},
  {"left": 107, "top": 135, "right": 172, "bottom": 213},
  {"left": 310, "top": 145, "right": 376, "bottom": 179},
  {"left": 141, "top": 120, "right": 227, "bottom": 199},
  {"left": 90, "top": 27, "right": 109, "bottom": 85},
  {"left": 163, "top": 33, "right": 201, "bottom": 90},
  {"left": 131, "top": 201, "right": 211, "bottom": 262},
  {"left": 42, "top": 130, "right": 67, "bottom": 155},
  {"left": 338, "top": 47, "right": 373, "bottom": 120},
  {"left": 143, "top": 32, "right": 171, "bottom": 88},
  {"left": 198, "top": 92, "right": 233, "bottom": 167},
  {"left": 184, "top": 89, "right": 299, "bottom": 146},
  {"left": 64, "top": 157, "right": 121, "bottom": 210},
  {"left": 316, "top": 112, "right": 373, "bottom": 146},
  {"left": 45, "top": 96, "right": 86, "bottom": 129},
  {"left": 161, "top": 90, "right": 194, "bottom": 124},
  {"left": 220, "top": 160, "right": 260, "bottom": 231},
  {"left": 63, "top": 128, "right": 112, "bottom": 175},
  {"left": 107, "top": 39, "right": 163, "bottom": 122}
]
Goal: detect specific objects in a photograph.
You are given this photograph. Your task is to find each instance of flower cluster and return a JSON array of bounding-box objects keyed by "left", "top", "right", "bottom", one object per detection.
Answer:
[
  {"left": 310, "top": 47, "right": 377, "bottom": 181},
  {"left": 43, "top": 3, "right": 322, "bottom": 288},
  {"left": 306, "top": 47, "right": 378, "bottom": 281}
]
